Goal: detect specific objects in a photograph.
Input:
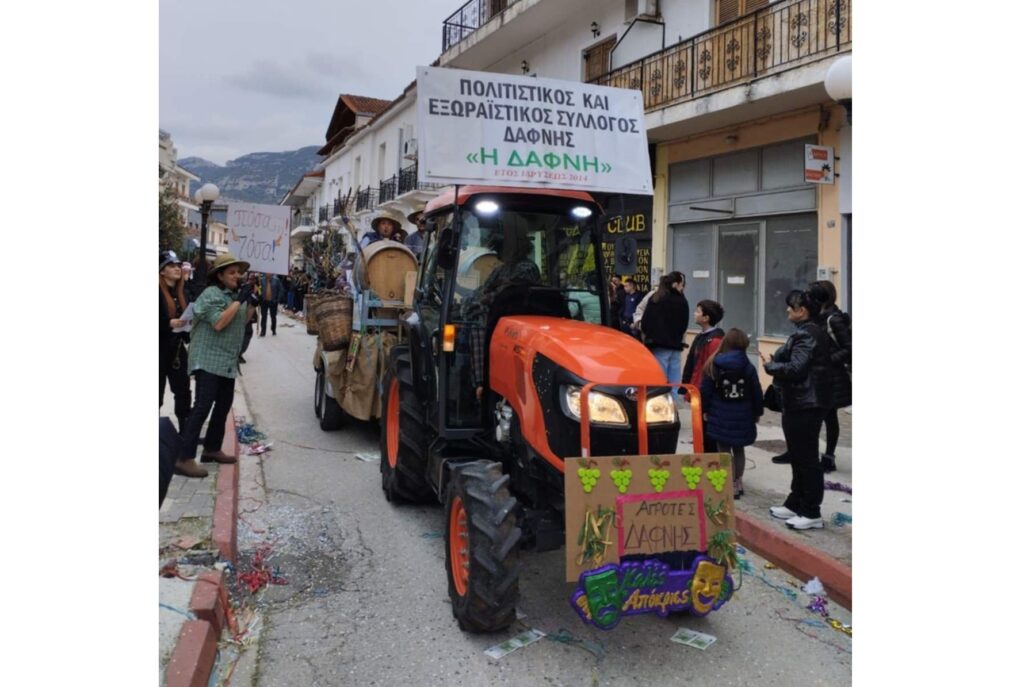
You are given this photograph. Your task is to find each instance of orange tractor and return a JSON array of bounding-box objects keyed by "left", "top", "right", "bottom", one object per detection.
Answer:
[{"left": 381, "top": 185, "right": 732, "bottom": 633}]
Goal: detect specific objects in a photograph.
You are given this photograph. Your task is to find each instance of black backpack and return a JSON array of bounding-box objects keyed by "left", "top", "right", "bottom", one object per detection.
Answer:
[{"left": 715, "top": 368, "right": 748, "bottom": 402}]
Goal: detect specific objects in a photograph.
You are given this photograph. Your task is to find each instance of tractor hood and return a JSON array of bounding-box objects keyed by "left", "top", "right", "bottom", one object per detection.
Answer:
[{"left": 490, "top": 316, "right": 668, "bottom": 385}]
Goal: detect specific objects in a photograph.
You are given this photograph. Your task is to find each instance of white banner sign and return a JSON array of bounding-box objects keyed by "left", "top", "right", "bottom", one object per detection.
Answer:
[
  {"left": 416, "top": 66, "right": 652, "bottom": 195},
  {"left": 226, "top": 203, "right": 292, "bottom": 275},
  {"left": 804, "top": 144, "right": 835, "bottom": 185}
]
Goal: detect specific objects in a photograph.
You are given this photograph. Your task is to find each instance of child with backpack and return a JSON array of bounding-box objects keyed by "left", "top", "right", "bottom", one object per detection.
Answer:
[{"left": 699, "top": 329, "right": 764, "bottom": 498}]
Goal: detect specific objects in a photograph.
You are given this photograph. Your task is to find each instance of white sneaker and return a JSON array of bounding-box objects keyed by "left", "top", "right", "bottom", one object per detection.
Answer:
[
  {"left": 786, "top": 515, "right": 824, "bottom": 530},
  {"left": 769, "top": 506, "right": 798, "bottom": 520}
]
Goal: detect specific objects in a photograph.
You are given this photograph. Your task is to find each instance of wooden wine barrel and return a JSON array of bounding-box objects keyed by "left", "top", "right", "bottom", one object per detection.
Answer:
[
  {"left": 354, "top": 240, "right": 417, "bottom": 301},
  {"left": 316, "top": 296, "right": 353, "bottom": 351},
  {"left": 457, "top": 247, "right": 500, "bottom": 290}
]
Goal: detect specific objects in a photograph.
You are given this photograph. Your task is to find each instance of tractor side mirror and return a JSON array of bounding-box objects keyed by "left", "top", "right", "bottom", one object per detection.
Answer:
[{"left": 437, "top": 228, "right": 458, "bottom": 271}]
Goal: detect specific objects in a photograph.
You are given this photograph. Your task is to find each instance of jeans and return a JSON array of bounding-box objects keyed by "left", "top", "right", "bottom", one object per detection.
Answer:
[
  {"left": 652, "top": 347, "right": 682, "bottom": 398},
  {"left": 287, "top": 292, "right": 295, "bottom": 310},
  {"left": 179, "top": 370, "right": 235, "bottom": 459},
  {"left": 781, "top": 407, "right": 826, "bottom": 519},
  {"left": 260, "top": 300, "right": 278, "bottom": 335}
]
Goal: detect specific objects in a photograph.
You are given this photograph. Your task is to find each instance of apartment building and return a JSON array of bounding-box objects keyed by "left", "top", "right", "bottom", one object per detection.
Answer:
[
  {"left": 159, "top": 129, "right": 200, "bottom": 223},
  {"left": 439, "top": 0, "right": 853, "bottom": 353}
]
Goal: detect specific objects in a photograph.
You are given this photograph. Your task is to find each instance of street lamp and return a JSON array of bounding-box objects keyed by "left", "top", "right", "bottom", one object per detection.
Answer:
[
  {"left": 194, "top": 182, "right": 220, "bottom": 282},
  {"left": 824, "top": 55, "right": 852, "bottom": 124}
]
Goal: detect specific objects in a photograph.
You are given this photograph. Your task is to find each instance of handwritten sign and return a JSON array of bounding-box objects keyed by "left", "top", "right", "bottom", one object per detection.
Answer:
[
  {"left": 416, "top": 66, "right": 652, "bottom": 195},
  {"left": 226, "top": 202, "right": 291, "bottom": 275},
  {"left": 616, "top": 491, "right": 706, "bottom": 558},
  {"left": 564, "top": 453, "right": 734, "bottom": 581}
]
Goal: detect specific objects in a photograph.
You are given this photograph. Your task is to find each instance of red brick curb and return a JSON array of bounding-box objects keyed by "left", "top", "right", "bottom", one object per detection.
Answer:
[
  {"left": 735, "top": 512, "right": 852, "bottom": 610},
  {"left": 189, "top": 570, "right": 228, "bottom": 636},
  {"left": 211, "top": 409, "right": 240, "bottom": 564},
  {"left": 165, "top": 620, "right": 217, "bottom": 687}
]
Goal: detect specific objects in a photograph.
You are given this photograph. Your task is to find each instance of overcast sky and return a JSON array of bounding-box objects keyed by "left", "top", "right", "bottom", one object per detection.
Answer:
[{"left": 160, "top": 0, "right": 459, "bottom": 165}]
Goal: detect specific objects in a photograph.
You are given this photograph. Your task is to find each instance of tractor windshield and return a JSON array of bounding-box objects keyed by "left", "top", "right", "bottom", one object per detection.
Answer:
[{"left": 451, "top": 201, "right": 604, "bottom": 325}]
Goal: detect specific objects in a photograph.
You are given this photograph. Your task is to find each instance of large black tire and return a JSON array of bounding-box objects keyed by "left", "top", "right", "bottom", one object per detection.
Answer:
[
  {"left": 379, "top": 352, "right": 432, "bottom": 503},
  {"left": 318, "top": 364, "right": 344, "bottom": 431},
  {"left": 444, "top": 461, "right": 521, "bottom": 633}
]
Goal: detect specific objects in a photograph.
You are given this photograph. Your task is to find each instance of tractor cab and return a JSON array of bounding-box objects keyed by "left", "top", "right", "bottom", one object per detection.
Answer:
[{"left": 411, "top": 186, "right": 610, "bottom": 431}]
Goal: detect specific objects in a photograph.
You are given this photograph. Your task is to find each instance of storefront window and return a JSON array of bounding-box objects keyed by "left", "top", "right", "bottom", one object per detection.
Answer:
[{"left": 764, "top": 214, "right": 817, "bottom": 337}]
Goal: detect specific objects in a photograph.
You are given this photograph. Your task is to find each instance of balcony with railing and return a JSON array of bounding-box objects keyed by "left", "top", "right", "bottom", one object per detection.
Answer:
[
  {"left": 378, "top": 175, "right": 398, "bottom": 204},
  {"left": 355, "top": 187, "right": 379, "bottom": 212},
  {"left": 318, "top": 206, "right": 330, "bottom": 223},
  {"left": 443, "top": 0, "right": 520, "bottom": 52},
  {"left": 589, "top": 0, "right": 851, "bottom": 113}
]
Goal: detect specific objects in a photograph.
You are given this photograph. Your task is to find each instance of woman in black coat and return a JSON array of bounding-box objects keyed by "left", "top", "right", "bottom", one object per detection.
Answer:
[
  {"left": 760, "top": 290, "right": 832, "bottom": 531},
  {"left": 159, "top": 251, "right": 192, "bottom": 431},
  {"left": 808, "top": 280, "right": 851, "bottom": 473}
]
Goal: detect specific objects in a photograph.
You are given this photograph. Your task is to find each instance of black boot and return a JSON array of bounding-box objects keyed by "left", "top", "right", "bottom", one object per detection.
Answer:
[{"left": 771, "top": 453, "right": 791, "bottom": 465}]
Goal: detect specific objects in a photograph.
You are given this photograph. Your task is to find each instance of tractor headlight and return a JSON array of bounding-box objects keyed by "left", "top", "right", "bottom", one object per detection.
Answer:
[
  {"left": 561, "top": 385, "right": 628, "bottom": 426},
  {"left": 644, "top": 393, "right": 678, "bottom": 425}
]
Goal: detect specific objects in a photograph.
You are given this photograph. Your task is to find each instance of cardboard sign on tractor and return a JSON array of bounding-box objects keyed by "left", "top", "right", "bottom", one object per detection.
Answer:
[{"left": 566, "top": 452, "right": 737, "bottom": 629}]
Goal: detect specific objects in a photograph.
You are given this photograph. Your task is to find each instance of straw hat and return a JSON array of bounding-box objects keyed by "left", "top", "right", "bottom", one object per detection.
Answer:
[
  {"left": 371, "top": 208, "right": 406, "bottom": 233},
  {"left": 209, "top": 253, "right": 250, "bottom": 275}
]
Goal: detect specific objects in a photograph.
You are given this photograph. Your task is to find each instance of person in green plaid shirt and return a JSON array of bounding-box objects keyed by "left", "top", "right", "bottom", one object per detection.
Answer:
[{"left": 176, "top": 253, "right": 254, "bottom": 478}]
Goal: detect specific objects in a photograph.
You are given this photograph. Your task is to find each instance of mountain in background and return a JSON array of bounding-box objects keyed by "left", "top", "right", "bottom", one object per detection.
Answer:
[{"left": 179, "top": 145, "right": 321, "bottom": 205}]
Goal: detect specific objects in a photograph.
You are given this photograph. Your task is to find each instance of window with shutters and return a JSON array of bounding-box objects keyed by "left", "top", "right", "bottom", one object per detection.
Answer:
[
  {"left": 716, "top": 0, "right": 770, "bottom": 25},
  {"left": 583, "top": 36, "right": 617, "bottom": 81}
]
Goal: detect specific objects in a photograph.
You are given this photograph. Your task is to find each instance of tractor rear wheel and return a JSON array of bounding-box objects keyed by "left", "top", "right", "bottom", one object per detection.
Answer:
[
  {"left": 317, "top": 365, "right": 344, "bottom": 431},
  {"left": 444, "top": 460, "right": 521, "bottom": 633},
  {"left": 379, "top": 352, "right": 432, "bottom": 503}
]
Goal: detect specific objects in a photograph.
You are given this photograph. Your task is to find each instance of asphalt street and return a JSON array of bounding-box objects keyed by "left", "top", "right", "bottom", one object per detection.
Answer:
[{"left": 223, "top": 316, "right": 852, "bottom": 686}]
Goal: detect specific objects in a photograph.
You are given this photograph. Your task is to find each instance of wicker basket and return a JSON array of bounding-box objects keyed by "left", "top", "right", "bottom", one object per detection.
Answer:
[
  {"left": 316, "top": 296, "right": 353, "bottom": 351},
  {"left": 305, "top": 294, "right": 322, "bottom": 335}
]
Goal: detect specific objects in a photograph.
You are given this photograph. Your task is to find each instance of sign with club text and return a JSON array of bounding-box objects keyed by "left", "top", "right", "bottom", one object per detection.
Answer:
[
  {"left": 226, "top": 202, "right": 291, "bottom": 275},
  {"left": 416, "top": 66, "right": 653, "bottom": 195}
]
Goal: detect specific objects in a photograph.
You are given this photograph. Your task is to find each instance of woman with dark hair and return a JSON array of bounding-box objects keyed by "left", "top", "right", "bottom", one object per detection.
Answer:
[
  {"left": 159, "top": 250, "right": 192, "bottom": 432},
  {"left": 641, "top": 271, "right": 689, "bottom": 399},
  {"left": 760, "top": 290, "right": 833, "bottom": 530},
  {"left": 807, "top": 280, "right": 851, "bottom": 473}
]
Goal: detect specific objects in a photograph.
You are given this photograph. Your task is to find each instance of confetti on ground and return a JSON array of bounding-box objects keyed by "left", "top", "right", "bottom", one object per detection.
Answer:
[
  {"left": 824, "top": 480, "right": 852, "bottom": 494},
  {"left": 830, "top": 512, "right": 852, "bottom": 527},
  {"left": 546, "top": 629, "right": 606, "bottom": 659}
]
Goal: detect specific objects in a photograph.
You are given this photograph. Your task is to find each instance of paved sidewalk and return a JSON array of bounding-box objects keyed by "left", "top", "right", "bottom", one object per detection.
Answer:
[{"left": 677, "top": 402, "right": 853, "bottom": 593}]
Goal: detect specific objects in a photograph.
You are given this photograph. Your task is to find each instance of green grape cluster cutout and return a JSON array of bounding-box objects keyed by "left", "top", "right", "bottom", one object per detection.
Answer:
[
  {"left": 647, "top": 468, "right": 670, "bottom": 492},
  {"left": 681, "top": 465, "right": 703, "bottom": 490},
  {"left": 610, "top": 468, "right": 633, "bottom": 493},
  {"left": 706, "top": 469, "right": 728, "bottom": 493},
  {"left": 577, "top": 466, "right": 601, "bottom": 493}
]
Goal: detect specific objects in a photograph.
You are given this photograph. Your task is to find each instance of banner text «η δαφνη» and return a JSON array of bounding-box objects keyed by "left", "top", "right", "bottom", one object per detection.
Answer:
[{"left": 466, "top": 148, "right": 612, "bottom": 174}]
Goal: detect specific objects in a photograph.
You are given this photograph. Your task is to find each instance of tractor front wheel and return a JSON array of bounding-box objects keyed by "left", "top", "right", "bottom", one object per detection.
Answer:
[{"left": 444, "top": 460, "right": 521, "bottom": 633}]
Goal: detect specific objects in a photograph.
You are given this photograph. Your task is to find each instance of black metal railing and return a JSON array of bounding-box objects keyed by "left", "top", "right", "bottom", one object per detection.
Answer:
[
  {"left": 378, "top": 175, "right": 398, "bottom": 204},
  {"left": 297, "top": 214, "right": 314, "bottom": 227},
  {"left": 589, "top": 0, "right": 851, "bottom": 112},
  {"left": 397, "top": 162, "right": 445, "bottom": 195},
  {"left": 355, "top": 187, "right": 378, "bottom": 212},
  {"left": 332, "top": 199, "right": 344, "bottom": 217},
  {"left": 442, "top": 0, "right": 519, "bottom": 52},
  {"left": 318, "top": 206, "right": 329, "bottom": 223}
]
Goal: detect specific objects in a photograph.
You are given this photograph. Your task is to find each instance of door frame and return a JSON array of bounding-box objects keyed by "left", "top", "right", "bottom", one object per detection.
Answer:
[{"left": 712, "top": 219, "right": 765, "bottom": 342}]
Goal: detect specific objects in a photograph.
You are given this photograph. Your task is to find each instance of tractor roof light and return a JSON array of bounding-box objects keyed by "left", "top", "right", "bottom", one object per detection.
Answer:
[{"left": 475, "top": 200, "right": 499, "bottom": 215}]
